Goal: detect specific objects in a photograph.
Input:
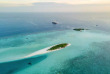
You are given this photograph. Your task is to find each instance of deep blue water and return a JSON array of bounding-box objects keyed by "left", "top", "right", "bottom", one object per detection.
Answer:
[
  {"left": 0, "top": 12, "right": 110, "bottom": 37},
  {"left": 0, "top": 13, "right": 110, "bottom": 74}
]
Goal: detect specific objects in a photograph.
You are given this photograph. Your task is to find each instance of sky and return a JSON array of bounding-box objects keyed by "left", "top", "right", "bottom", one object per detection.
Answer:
[{"left": 0, "top": 0, "right": 110, "bottom": 12}]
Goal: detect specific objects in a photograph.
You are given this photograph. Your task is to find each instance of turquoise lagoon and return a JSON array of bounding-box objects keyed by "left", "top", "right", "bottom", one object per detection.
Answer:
[
  {"left": 0, "top": 13, "right": 110, "bottom": 74},
  {"left": 0, "top": 30, "right": 110, "bottom": 74}
]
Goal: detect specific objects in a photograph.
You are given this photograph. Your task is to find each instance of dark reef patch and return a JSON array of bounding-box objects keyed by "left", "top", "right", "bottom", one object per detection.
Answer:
[
  {"left": 49, "top": 41, "right": 110, "bottom": 74},
  {"left": 0, "top": 55, "right": 47, "bottom": 74}
]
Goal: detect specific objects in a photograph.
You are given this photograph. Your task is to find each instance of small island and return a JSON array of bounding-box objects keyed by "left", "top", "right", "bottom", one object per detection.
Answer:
[
  {"left": 52, "top": 21, "right": 58, "bottom": 24},
  {"left": 25, "top": 43, "right": 70, "bottom": 58},
  {"left": 47, "top": 43, "right": 68, "bottom": 51},
  {"left": 73, "top": 28, "right": 89, "bottom": 31}
]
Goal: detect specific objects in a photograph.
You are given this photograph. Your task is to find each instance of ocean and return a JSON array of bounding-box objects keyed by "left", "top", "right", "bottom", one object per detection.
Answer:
[{"left": 0, "top": 12, "right": 110, "bottom": 74}]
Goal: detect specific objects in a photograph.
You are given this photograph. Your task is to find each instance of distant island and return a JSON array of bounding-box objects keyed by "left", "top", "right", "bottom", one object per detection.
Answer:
[
  {"left": 73, "top": 28, "right": 89, "bottom": 31},
  {"left": 52, "top": 21, "right": 58, "bottom": 24},
  {"left": 47, "top": 43, "right": 69, "bottom": 51}
]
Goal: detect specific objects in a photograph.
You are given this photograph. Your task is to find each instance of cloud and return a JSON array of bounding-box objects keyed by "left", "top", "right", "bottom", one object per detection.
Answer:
[
  {"left": 0, "top": 2, "right": 110, "bottom": 12},
  {"left": 30, "top": 2, "right": 110, "bottom": 7},
  {"left": 0, "top": 3, "right": 29, "bottom": 7},
  {"left": 32, "top": 2, "right": 60, "bottom": 5}
]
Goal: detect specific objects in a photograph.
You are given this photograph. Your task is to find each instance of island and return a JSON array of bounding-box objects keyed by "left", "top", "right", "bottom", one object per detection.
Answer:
[
  {"left": 47, "top": 43, "right": 69, "bottom": 51},
  {"left": 24, "top": 43, "right": 70, "bottom": 58},
  {"left": 52, "top": 21, "right": 58, "bottom": 24},
  {"left": 73, "top": 28, "right": 89, "bottom": 31},
  {"left": 96, "top": 25, "right": 98, "bottom": 26}
]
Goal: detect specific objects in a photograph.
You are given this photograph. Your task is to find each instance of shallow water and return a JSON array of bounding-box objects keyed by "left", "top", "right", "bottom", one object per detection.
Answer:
[
  {"left": 0, "top": 30, "right": 110, "bottom": 74},
  {"left": 0, "top": 13, "right": 110, "bottom": 74}
]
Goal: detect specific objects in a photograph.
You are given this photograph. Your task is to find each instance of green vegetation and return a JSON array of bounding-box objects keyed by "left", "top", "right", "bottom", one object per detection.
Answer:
[
  {"left": 73, "top": 28, "right": 89, "bottom": 31},
  {"left": 48, "top": 43, "right": 68, "bottom": 51}
]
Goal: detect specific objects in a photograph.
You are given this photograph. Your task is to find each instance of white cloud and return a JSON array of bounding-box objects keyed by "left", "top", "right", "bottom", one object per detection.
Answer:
[{"left": 0, "top": 2, "right": 110, "bottom": 12}]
